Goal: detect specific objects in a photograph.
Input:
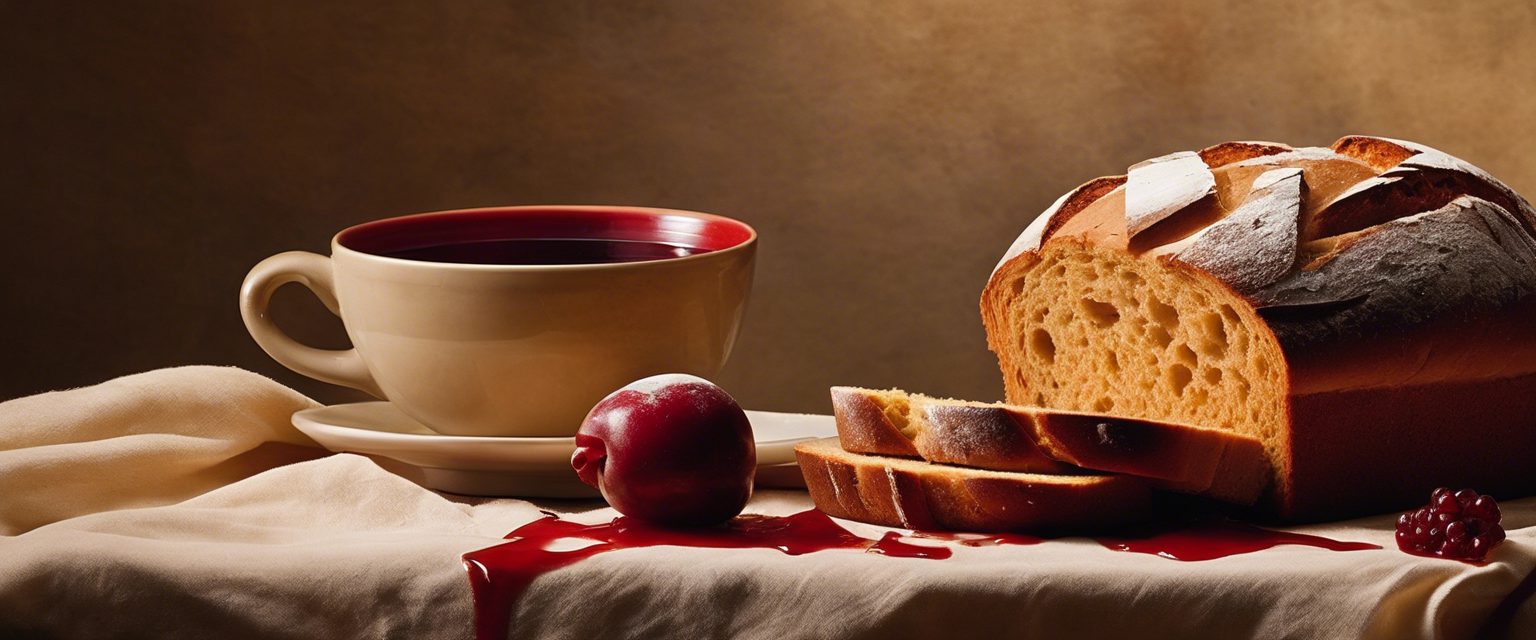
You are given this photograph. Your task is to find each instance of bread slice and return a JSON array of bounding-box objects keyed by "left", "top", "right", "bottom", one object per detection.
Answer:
[
  {"left": 982, "top": 136, "right": 1536, "bottom": 521},
  {"left": 830, "top": 386, "right": 1074, "bottom": 475},
  {"left": 831, "top": 386, "right": 1268, "bottom": 505},
  {"left": 794, "top": 437, "right": 1151, "bottom": 532}
]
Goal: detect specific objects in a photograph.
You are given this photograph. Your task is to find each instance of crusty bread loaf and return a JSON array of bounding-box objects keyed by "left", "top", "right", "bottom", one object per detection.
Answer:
[
  {"left": 982, "top": 136, "right": 1536, "bottom": 521},
  {"left": 793, "top": 437, "right": 1151, "bottom": 532},
  {"left": 830, "top": 386, "right": 1268, "bottom": 505}
]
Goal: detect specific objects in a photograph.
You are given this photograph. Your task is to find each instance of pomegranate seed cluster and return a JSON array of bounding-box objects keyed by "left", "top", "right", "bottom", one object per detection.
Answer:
[{"left": 1395, "top": 488, "right": 1504, "bottom": 561}]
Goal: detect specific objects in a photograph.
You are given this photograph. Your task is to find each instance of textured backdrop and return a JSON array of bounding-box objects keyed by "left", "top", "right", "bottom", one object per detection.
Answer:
[{"left": 4, "top": 0, "right": 1535, "bottom": 413}]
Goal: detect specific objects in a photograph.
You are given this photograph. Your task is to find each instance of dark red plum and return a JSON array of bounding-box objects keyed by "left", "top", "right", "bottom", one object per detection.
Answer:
[{"left": 571, "top": 374, "right": 755, "bottom": 527}]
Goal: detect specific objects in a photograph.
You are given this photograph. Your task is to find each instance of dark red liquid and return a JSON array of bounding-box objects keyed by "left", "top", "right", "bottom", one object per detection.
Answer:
[
  {"left": 379, "top": 237, "right": 705, "bottom": 265},
  {"left": 462, "top": 510, "right": 948, "bottom": 640},
  {"left": 867, "top": 531, "right": 956, "bottom": 558},
  {"left": 1095, "top": 517, "right": 1381, "bottom": 561},
  {"left": 462, "top": 512, "right": 1378, "bottom": 640}
]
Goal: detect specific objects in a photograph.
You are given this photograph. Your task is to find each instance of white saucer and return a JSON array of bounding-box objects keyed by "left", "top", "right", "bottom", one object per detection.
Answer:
[{"left": 291, "top": 402, "right": 836, "bottom": 499}]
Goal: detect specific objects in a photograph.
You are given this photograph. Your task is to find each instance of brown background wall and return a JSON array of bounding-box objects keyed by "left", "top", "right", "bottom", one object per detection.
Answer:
[{"left": 3, "top": 1, "right": 1535, "bottom": 413}]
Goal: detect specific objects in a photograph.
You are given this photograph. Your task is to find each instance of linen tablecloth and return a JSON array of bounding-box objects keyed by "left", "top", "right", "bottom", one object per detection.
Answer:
[{"left": 3, "top": 367, "right": 1535, "bottom": 639}]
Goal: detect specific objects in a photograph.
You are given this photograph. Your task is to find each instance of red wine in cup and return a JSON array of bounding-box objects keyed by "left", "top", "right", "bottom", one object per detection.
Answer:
[{"left": 379, "top": 238, "right": 705, "bottom": 265}]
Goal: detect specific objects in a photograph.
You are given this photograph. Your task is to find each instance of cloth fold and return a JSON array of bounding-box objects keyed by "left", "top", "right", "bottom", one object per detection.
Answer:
[
  {"left": 2, "top": 367, "right": 1534, "bottom": 640},
  {"left": 0, "top": 367, "right": 323, "bottom": 534}
]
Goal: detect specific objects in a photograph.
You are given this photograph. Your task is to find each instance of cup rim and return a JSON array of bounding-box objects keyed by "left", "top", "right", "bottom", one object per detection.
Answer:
[{"left": 332, "top": 204, "right": 757, "bottom": 271}]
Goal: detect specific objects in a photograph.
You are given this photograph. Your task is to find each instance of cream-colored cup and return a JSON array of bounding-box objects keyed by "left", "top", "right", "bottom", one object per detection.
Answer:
[{"left": 239, "top": 205, "right": 756, "bottom": 437}]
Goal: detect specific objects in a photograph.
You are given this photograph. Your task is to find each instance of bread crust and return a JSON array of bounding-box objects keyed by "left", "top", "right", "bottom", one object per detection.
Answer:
[
  {"left": 1196, "top": 141, "right": 1293, "bottom": 168},
  {"left": 1285, "top": 371, "right": 1536, "bottom": 520},
  {"left": 1172, "top": 167, "right": 1304, "bottom": 293},
  {"left": 985, "top": 136, "right": 1536, "bottom": 521},
  {"left": 1253, "top": 196, "right": 1536, "bottom": 350},
  {"left": 1126, "top": 151, "right": 1217, "bottom": 237},
  {"left": 1329, "top": 135, "right": 1416, "bottom": 172},
  {"left": 996, "top": 175, "right": 1126, "bottom": 271},
  {"left": 1020, "top": 408, "right": 1267, "bottom": 505},
  {"left": 794, "top": 438, "right": 1152, "bottom": 532}
]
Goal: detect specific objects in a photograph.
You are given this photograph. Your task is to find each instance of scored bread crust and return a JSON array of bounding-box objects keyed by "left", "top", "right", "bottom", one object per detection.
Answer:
[
  {"left": 830, "top": 386, "right": 1268, "bottom": 505},
  {"left": 794, "top": 437, "right": 1152, "bottom": 532},
  {"left": 983, "top": 135, "right": 1536, "bottom": 521}
]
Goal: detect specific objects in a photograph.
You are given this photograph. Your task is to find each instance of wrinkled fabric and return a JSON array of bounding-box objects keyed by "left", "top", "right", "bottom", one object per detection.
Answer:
[{"left": 1, "top": 367, "right": 1534, "bottom": 640}]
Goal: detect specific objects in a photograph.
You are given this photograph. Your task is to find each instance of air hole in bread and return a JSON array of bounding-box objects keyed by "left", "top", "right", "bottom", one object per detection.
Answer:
[
  {"left": 1175, "top": 344, "right": 1198, "bottom": 367},
  {"left": 1199, "top": 313, "right": 1228, "bottom": 358},
  {"left": 1030, "top": 329, "right": 1056, "bottom": 363},
  {"left": 1150, "top": 298, "right": 1180, "bottom": 328},
  {"left": 1080, "top": 298, "right": 1120, "bottom": 327},
  {"left": 1167, "top": 363, "right": 1193, "bottom": 396},
  {"left": 1092, "top": 397, "right": 1115, "bottom": 412},
  {"left": 1105, "top": 351, "right": 1120, "bottom": 373},
  {"left": 1220, "top": 304, "right": 1241, "bottom": 326},
  {"left": 1148, "top": 325, "right": 1173, "bottom": 349},
  {"left": 1203, "top": 367, "right": 1223, "bottom": 384}
]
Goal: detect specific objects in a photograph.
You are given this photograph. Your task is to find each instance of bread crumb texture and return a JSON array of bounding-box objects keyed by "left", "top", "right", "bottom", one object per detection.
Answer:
[{"left": 994, "top": 242, "right": 1285, "bottom": 459}]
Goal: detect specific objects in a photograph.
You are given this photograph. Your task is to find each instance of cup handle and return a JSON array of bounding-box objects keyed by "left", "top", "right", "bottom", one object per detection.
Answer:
[{"left": 239, "top": 251, "right": 384, "bottom": 398}]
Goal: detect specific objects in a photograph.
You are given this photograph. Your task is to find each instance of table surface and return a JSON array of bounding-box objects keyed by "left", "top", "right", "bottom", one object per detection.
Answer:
[{"left": 5, "top": 366, "right": 1536, "bottom": 640}]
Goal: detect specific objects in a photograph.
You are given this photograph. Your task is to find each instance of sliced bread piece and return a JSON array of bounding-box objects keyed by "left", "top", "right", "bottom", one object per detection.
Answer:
[
  {"left": 831, "top": 386, "right": 1269, "bottom": 505},
  {"left": 831, "top": 386, "right": 1077, "bottom": 475},
  {"left": 794, "top": 437, "right": 1151, "bottom": 532}
]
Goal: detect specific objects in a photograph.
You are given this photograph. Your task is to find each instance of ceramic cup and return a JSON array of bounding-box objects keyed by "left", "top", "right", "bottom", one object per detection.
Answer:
[{"left": 239, "top": 205, "right": 756, "bottom": 437}]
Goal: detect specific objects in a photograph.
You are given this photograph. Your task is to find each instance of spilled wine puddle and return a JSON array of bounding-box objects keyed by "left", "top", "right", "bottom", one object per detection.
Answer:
[
  {"left": 463, "top": 511, "right": 1379, "bottom": 639},
  {"left": 463, "top": 510, "right": 948, "bottom": 640}
]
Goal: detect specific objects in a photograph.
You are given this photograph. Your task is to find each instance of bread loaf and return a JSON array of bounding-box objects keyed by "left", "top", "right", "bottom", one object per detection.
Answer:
[
  {"left": 983, "top": 136, "right": 1536, "bottom": 521},
  {"left": 830, "top": 386, "right": 1268, "bottom": 505},
  {"left": 793, "top": 437, "right": 1152, "bottom": 532}
]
